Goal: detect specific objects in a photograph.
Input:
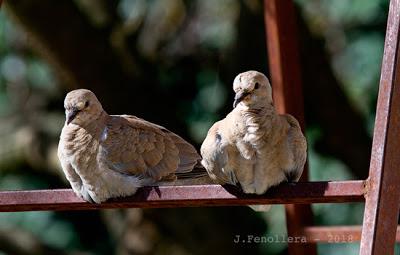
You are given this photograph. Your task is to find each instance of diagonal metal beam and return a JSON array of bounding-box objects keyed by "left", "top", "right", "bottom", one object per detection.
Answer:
[{"left": 360, "top": 0, "right": 400, "bottom": 254}]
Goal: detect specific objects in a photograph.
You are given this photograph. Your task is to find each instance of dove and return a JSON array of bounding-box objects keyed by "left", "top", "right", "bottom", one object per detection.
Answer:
[
  {"left": 58, "top": 89, "right": 203, "bottom": 203},
  {"left": 200, "top": 71, "right": 307, "bottom": 205}
]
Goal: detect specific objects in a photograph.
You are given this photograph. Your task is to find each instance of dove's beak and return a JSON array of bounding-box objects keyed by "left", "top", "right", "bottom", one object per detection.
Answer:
[
  {"left": 66, "top": 109, "right": 79, "bottom": 125},
  {"left": 233, "top": 91, "right": 250, "bottom": 108}
]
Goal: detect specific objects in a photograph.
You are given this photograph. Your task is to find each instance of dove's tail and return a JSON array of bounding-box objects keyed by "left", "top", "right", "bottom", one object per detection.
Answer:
[
  {"left": 159, "top": 164, "right": 213, "bottom": 185},
  {"left": 175, "top": 163, "right": 208, "bottom": 179}
]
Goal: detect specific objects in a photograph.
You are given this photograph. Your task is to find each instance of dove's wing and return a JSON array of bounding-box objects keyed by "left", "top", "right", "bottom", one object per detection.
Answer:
[
  {"left": 200, "top": 121, "right": 238, "bottom": 185},
  {"left": 283, "top": 114, "right": 307, "bottom": 182},
  {"left": 100, "top": 115, "right": 195, "bottom": 181},
  {"left": 119, "top": 115, "right": 201, "bottom": 173}
]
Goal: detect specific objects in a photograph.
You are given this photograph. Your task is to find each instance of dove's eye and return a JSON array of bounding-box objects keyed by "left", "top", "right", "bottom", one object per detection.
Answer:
[
  {"left": 254, "top": 82, "right": 260, "bottom": 89},
  {"left": 85, "top": 101, "right": 90, "bottom": 108}
]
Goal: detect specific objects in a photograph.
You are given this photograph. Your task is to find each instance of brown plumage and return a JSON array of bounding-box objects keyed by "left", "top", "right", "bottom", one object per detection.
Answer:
[
  {"left": 201, "top": 71, "right": 307, "bottom": 211},
  {"left": 58, "top": 89, "right": 202, "bottom": 203}
]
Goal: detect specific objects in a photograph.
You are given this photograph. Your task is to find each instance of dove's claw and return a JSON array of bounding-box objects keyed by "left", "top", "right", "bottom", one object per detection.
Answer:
[{"left": 80, "top": 187, "right": 95, "bottom": 203}]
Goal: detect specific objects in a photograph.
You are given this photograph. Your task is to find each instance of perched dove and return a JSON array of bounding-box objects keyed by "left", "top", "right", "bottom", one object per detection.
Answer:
[
  {"left": 58, "top": 89, "right": 203, "bottom": 203},
  {"left": 200, "top": 71, "right": 307, "bottom": 208}
]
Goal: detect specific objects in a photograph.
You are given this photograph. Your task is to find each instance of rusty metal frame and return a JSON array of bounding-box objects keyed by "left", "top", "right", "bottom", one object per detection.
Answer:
[
  {"left": 0, "top": 181, "right": 365, "bottom": 212},
  {"left": 359, "top": 0, "right": 400, "bottom": 254},
  {"left": 264, "top": 0, "right": 317, "bottom": 254},
  {"left": 263, "top": 0, "right": 400, "bottom": 254},
  {"left": 0, "top": 0, "right": 399, "bottom": 254}
]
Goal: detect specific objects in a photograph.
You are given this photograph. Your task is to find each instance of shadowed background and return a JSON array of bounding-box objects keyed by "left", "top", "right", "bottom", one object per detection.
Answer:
[{"left": 0, "top": 0, "right": 392, "bottom": 254}]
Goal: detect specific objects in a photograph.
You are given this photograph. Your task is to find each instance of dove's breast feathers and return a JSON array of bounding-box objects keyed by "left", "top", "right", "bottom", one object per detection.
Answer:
[
  {"left": 59, "top": 122, "right": 102, "bottom": 179},
  {"left": 201, "top": 107, "right": 307, "bottom": 194}
]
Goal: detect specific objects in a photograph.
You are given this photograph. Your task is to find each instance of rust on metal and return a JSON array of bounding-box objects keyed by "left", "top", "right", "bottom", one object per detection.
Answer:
[
  {"left": 360, "top": 0, "right": 400, "bottom": 254},
  {"left": 362, "top": 177, "right": 371, "bottom": 196},
  {"left": 264, "top": 0, "right": 316, "bottom": 254},
  {"left": 0, "top": 181, "right": 365, "bottom": 212},
  {"left": 264, "top": 0, "right": 304, "bottom": 125},
  {"left": 304, "top": 226, "right": 400, "bottom": 243}
]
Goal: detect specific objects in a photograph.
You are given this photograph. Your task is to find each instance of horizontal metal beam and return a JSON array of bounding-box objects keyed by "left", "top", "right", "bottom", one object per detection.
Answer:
[
  {"left": 0, "top": 181, "right": 365, "bottom": 212},
  {"left": 304, "top": 226, "right": 400, "bottom": 243}
]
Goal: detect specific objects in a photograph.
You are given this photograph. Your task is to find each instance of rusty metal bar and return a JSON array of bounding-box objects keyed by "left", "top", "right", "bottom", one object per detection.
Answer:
[
  {"left": 0, "top": 181, "right": 365, "bottom": 212},
  {"left": 304, "top": 226, "right": 400, "bottom": 243},
  {"left": 360, "top": 0, "right": 400, "bottom": 254},
  {"left": 263, "top": 0, "right": 317, "bottom": 254},
  {"left": 263, "top": 0, "right": 305, "bottom": 124}
]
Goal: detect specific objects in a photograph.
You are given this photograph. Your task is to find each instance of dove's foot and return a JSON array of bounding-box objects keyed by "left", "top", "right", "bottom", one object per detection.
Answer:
[{"left": 79, "top": 187, "right": 96, "bottom": 203}]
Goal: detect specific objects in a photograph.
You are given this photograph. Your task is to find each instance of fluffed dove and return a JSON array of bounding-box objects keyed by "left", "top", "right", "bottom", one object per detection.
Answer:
[
  {"left": 58, "top": 89, "right": 203, "bottom": 203},
  {"left": 200, "top": 71, "right": 307, "bottom": 209}
]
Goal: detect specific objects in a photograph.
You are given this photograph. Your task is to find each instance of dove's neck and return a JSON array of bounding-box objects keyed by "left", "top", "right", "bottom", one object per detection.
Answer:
[
  {"left": 238, "top": 103, "right": 277, "bottom": 137},
  {"left": 61, "top": 111, "right": 109, "bottom": 146},
  {"left": 60, "top": 110, "right": 109, "bottom": 172},
  {"left": 239, "top": 102, "right": 276, "bottom": 119},
  {"left": 82, "top": 111, "right": 109, "bottom": 134}
]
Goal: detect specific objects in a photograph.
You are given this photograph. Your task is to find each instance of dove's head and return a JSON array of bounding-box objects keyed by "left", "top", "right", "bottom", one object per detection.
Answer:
[
  {"left": 232, "top": 71, "right": 273, "bottom": 109},
  {"left": 63, "top": 89, "right": 104, "bottom": 126}
]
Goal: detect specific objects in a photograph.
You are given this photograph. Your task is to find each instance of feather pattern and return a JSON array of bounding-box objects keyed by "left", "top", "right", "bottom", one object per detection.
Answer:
[
  {"left": 58, "top": 89, "right": 203, "bottom": 203},
  {"left": 201, "top": 71, "right": 307, "bottom": 211}
]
